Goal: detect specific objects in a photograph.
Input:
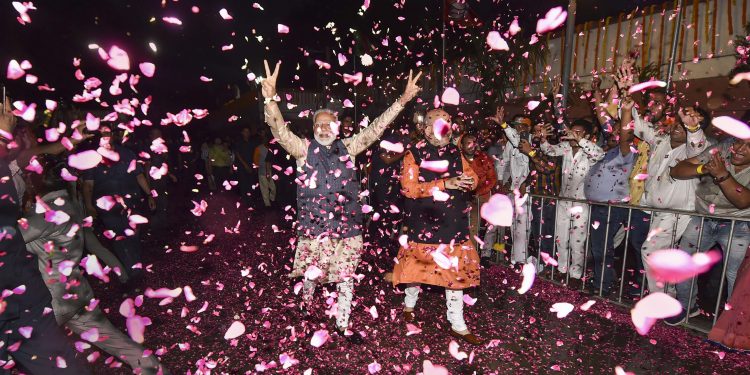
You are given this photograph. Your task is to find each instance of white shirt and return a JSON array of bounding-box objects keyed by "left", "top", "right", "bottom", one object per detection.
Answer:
[
  {"left": 497, "top": 126, "right": 530, "bottom": 190},
  {"left": 632, "top": 108, "right": 708, "bottom": 210},
  {"left": 541, "top": 138, "right": 604, "bottom": 200},
  {"left": 486, "top": 143, "right": 505, "bottom": 184}
]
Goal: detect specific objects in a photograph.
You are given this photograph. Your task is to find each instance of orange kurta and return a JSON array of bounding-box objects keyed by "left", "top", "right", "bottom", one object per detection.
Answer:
[{"left": 392, "top": 151, "right": 481, "bottom": 290}]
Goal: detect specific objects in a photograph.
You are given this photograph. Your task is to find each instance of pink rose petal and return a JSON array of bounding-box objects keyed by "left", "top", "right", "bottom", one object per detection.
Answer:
[
  {"left": 550, "top": 302, "right": 575, "bottom": 318},
  {"left": 527, "top": 100, "right": 540, "bottom": 111},
  {"left": 441, "top": 87, "right": 460, "bottom": 105},
  {"left": 630, "top": 292, "right": 682, "bottom": 335},
  {"left": 310, "top": 329, "right": 329, "bottom": 347},
  {"left": 646, "top": 249, "right": 722, "bottom": 284},
  {"left": 219, "top": 8, "right": 233, "bottom": 20},
  {"left": 343, "top": 72, "right": 363, "bottom": 85},
  {"left": 18, "top": 326, "right": 33, "bottom": 339},
  {"left": 162, "top": 16, "right": 183, "bottom": 25},
  {"left": 432, "top": 118, "right": 451, "bottom": 140},
  {"left": 68, "top": 150, "right": 103, "bottom": 170},
  {"left": 278, "top": 24, "right": 290, "bottom": 34},
  {"left": 486, "top": 31, "right": 509, "bottom": 51},
  {"left": 711, "top": 116, "right": 750, "bottom": 140},
  {"left": 379, "top": 140, "right": 404, "bottom": 153},
  {"left": 422, "top": 360, "right": 449, "bottom": 375},
  {"left": 106, "top": 46, "right": 130, "bottom": 71},
  {"left": 509, "top": 18, "right": 521, "bottom": 36},
  {"left": 517, "top": 263, "right": 536, "bottom": 294},
  {"left": 536, "top": 6, "right": 568, "bottom": 34},
  {"left": 627, "top": 80, "right": 667, "bottom": 94},
  {"left": 224, "top": 321, "right": 245, "bottom": 340},
  {"left": 448, "top": 340, "right": 468, "bottom": 360},
  {"left": 419, "top": 159, "right": 449, "bottom": 173},
  {"left": 480, "top": 194, "right": 513, "bottom": 226},
  {"left": 139, "top": 62, "right": 155, "bottom": 77},
  {"left": 6, "top": 59, "right": 25, "bottom": 80}
]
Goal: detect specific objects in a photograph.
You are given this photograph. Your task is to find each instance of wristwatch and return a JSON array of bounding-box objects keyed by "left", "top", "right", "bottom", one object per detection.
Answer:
[{"left": 713, "top": 173, "right": 731, "bottom": 184}]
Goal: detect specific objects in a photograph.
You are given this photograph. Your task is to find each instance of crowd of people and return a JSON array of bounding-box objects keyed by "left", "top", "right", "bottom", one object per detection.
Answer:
[
  {"left": 255, "top": 54, "right": 749, "bottom": 351},
  {"left": 1, "top": 50, "right": 749, "bottom": 373}
]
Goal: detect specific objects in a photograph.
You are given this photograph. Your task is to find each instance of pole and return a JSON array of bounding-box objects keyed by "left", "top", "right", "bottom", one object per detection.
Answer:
[
  {"left": 665, "top": 0, "right": 685, "bottom": 94},
  {"left": 441, "top": 0, "right": 446, "bottom": 93},
  {"left": 560, "top": 0, "right": 577, "bottom": 114}
]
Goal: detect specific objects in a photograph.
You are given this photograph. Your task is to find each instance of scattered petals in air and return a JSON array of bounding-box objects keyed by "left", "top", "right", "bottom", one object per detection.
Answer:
[
  {"left": 422, "top": 360, "right": 449, "bottom": 375},
  {"left": 550, "top": 302, "right": 575, "bottom": 318},
  {"left": 162, "top": 16, "right": 183, "bottom": 25},
  {"left": 448, "top": 340, "right": 468, "bottom": 360},
  {"left": 711, "top": 116, "right": 750, "bottom": 140},
  {"left": 432, "top": 118, "right": 451, "bottom": 140},
  {"left": 527, "top": 100, "right": 540, "bottom": 110},
  {"left": 139, "top": 62, "right": 155, "bottom": 77},
  {"left": 628, "top": 80, "right": 667, "bottom": 94},
  {"left": 419, "top": 159, "right": 449, "bottom": 173},
  {"left": 7, "top": 59, "right": 26, "bottom": 80},
  {"left": 68, "top": 150, "right": 103, "bottom": 170},
  {"left": 314, "top": 60, "right": 331, "bottom": 70},
  {"left": 343, "top": 72, "right": 363, "bottom": 85},
  {"left": 536, "top": 6, "right": 568, "bottom": 34},
  {"left": 219, "top": 8, "right": 233, "bottom": 20},
  {"left": 106, "top": 46, "right": 130, "bottom": 71},
  {"left": 379, "top": 140, "right": 404, "bottom": 153},
  {"left": 486, "top": 31, "right": 509, "bottom": 51},
  {"left": 646, "top": 249, "right": 722, "bottom": 284},
  {"left": 480, "top": 194, "right": 513, "bottom": 226},
  {"left": 509, "top": 18, "right": 521, "bottom": 36},
  {"left": 517, "top": 263, "right": 536, "bottom": 294},
  {"left": 441, "top": 87, "right": 460, "bottom": 105},
  {"left": 278, "top": 24, "right": 290, "bottom": 34},
  {"left": 631, "top": 292, "right": 682, "bottom": 335}
]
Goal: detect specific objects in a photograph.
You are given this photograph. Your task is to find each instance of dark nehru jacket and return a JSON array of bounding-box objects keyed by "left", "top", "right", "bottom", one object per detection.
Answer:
[
  {"left": 295, "top": 139, "right": 362, "bottom": 239},
  {"left": 403, "top": 142, "right": 471, "bottom": 244},
  {"left": 0, "top": 159, "right": 51, "bottom": 321}
]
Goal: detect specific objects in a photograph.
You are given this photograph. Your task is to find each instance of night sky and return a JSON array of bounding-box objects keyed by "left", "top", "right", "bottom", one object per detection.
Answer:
[{"left": 0, "top": 0, "right": 667, "bottom": 123}]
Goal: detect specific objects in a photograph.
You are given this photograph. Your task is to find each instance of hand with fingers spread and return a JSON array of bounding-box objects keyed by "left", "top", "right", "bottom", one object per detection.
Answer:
[
  {"left": 614, "top": 65, "right": 635, "bottom": 93},
  {"left": 536, "top": 124, "right": 554, "bottom": 141},
  {"left": 398, "top": 70, "right": 422, "bottom": 106},
  {"left": 261, "top": 60, "right": 281, "bottom": 100},
  {"left": 488, "top": 106, "right": 505, "bottom": 125}
]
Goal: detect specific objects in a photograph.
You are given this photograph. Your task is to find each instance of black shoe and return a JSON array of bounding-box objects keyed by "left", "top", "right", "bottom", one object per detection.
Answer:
[
  {"left": 586, "top": 282, "right": 612, "bottom": 297},
  {"left": 338, "top": 328, "right": 364, "bottom": 344},
  {"left": 664, "top": 307, "right": 699, "bottom": 326}
]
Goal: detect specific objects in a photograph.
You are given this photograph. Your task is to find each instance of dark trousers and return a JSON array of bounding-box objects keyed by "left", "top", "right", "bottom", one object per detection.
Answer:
[
  {"left": 530, "top": 198, "right": 556, "bottom": 256},
  {"left": 0, "top": 300, "right": 90, "bottom": 375},
  {"left": 150, "top": 184, "right": 170, "bottom": 232},
  {"left": 237, "top": 169, "right": 257, "bottom": 204},
  {"left": 590, "top": 205, "right": 649, "bottom": 291},
  {"left": 98, "top": 202, "right": 144, "bottom": 280}
]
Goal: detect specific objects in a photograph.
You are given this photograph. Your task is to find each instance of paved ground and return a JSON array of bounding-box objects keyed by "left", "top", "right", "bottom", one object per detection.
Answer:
[{"left": 83, "top": 191, "right": 749, "bottom": 374}]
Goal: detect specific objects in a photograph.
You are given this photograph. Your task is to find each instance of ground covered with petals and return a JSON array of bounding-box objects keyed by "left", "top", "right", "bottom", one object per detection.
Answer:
[{"left": 87, "top": 192, "right": 750, "bottom": 374}]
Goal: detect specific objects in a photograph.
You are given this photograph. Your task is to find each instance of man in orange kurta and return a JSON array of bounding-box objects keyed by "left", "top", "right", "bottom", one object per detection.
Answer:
[{"left": 392, "top": 109, "right": 483, "bottom": 345}]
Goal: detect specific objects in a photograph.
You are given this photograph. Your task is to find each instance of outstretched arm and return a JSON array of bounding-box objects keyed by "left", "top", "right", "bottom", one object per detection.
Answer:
[
  {"left": 261, "top": 60, "right": 307, "bottom": 159},
  {"left": 344, "top": 70, "right": 422, "bottom": 156}
]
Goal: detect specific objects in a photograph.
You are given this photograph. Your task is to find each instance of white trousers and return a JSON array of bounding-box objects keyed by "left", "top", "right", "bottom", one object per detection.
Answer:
[
  {"left": 404, "top": 285, "right": 468, "bottom": 332},
  {"left": 641, "top": 212, "right": 692, "bottom": 293},
  {"left": 511, "top": 194, "right": 532, "bottom": 263},
  {"left": 303, "top": 279, "right": 354, "bottom": 330},
  {"left": 554, "top": 201, "right": 589, "bottom": 278},
  {"left": 259, "top": 174, "right": 277, "bottom": 207}
]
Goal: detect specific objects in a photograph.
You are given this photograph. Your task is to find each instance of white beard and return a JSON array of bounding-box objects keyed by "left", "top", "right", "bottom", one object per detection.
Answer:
[{"left": 315, "top": 134, "right": 335, "bottom": 146}]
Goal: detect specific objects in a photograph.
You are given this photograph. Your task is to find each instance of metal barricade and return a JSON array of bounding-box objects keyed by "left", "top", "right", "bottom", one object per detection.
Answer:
[{"left": 479, "top": 192, "right": 750, "bottom": 334}]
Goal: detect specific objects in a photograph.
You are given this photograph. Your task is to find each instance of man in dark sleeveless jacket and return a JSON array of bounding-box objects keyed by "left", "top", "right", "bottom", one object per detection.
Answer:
[
  {"left": 260, "top": 60, "right": 421, "bottom": 342},
  {"left": 392, "top": 108, "right": 484, "bottom": 345}
]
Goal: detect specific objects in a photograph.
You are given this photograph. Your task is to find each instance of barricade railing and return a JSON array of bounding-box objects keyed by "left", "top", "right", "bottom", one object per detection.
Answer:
[{"left": 478, "top": 192, "right": 750, "bottom": 334}]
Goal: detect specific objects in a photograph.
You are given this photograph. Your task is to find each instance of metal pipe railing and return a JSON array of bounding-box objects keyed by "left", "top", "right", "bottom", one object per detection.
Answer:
[{"left": 480, "top": 192, "right": 750, "bottom": 335}]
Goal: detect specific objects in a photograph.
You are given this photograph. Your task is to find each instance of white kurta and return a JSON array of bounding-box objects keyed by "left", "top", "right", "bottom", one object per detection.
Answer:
[
  {"left": 541, "top": 139, "right": 604, "bottom": 277},
  {"left": 631, "top": 108, "right": 709, "bottom": 293}
]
